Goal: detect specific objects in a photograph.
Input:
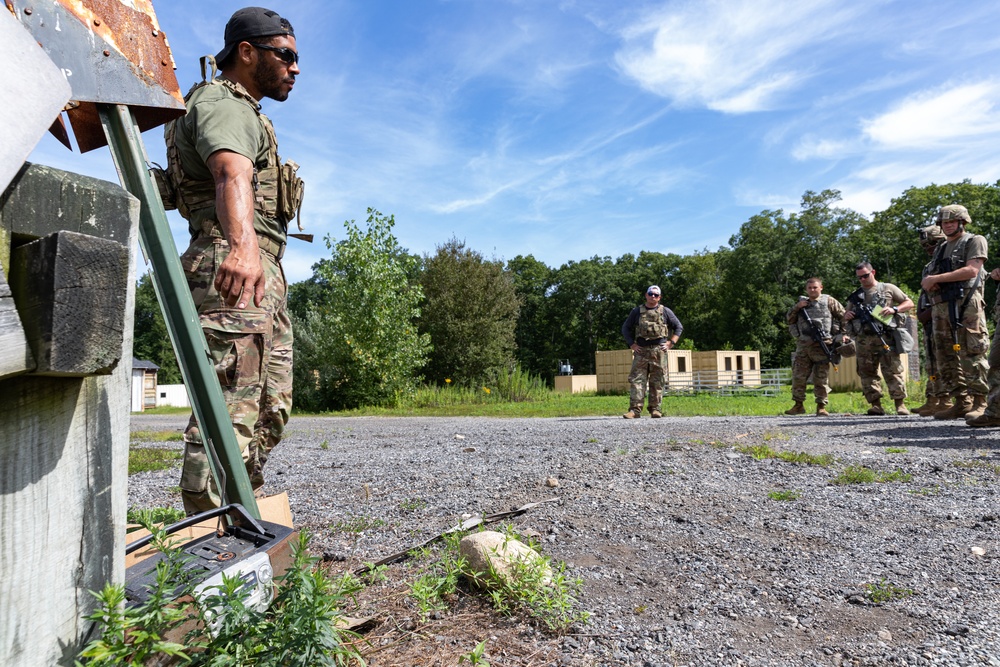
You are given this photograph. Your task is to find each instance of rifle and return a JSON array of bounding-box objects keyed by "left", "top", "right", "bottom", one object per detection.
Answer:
[
  {"left": 797, "top": 298, "right": 839, "bottom": 369},
  {"left": 846, "top": 288, "right": 892, "bottom": 352},
  {"left": 933, "top": 257, "right": 965, "bottom": 352}
]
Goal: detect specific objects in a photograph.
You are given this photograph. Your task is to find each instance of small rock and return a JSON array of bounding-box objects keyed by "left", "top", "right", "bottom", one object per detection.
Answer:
[
  {"left": 454, "top": 434, "right": 465, "bottom": 440},
  {"left": 970, "top": 546, "right": 986, "bottom": 556},
  {"left": 546, "top": 476, "right": 560, "bottom": 488},
  {"left": 944, "top": 624, "right": 969, "bottom": 637},
  {"left": 878, "top": 629, "right": 892, "bottom": 642},
  {"left": 463, "top": 447, "right": 476, "bottom": 453}
]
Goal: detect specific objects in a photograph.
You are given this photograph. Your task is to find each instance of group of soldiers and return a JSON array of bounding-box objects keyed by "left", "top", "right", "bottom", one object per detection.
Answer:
[
  {"left": 787, "top": 204, "right": 1000, "bottom": 426},
  {"left": 621, "top": 204, "right": 1000, "bottom": 425}
]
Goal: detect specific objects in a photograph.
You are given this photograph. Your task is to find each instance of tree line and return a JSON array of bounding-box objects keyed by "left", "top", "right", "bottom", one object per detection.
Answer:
[{"left": 133, "top": 181, "right": 1000, "bottom": 410}]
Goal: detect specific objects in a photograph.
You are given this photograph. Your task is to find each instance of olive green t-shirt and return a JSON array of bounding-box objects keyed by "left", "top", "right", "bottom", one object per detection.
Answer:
[{"left": 170, "top": 79, "right": 285, "bottom": 244}]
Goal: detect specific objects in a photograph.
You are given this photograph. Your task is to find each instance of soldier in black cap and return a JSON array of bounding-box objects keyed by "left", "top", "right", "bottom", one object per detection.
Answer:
[{"left": 162, "top": 7, "right": 305, "bottom": 513}]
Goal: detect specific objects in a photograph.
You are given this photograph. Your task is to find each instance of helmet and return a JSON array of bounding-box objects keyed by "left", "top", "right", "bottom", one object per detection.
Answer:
[
  {"left": 938, "top": 204, "right": 971, "bottom": 225},
  {"left": 919, "top": 224, "right": 945, "bottom": 249}
]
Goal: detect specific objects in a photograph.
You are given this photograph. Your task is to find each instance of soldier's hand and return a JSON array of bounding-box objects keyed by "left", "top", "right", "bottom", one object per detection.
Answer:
[
  {"left": 920, "top": 275, "right": 938, "bottom": 292},
  {"left": 215, "top": 245, "right": 265, "bottom": 309},
  {"left": 843, "top": 311, "right": 855, "bottom": 321},
  {"left": 630, "top": 344, "right": 641, "bottom": 353},
  {"left": 991, "top": 268, "right": 1000, "bottom": 281}
]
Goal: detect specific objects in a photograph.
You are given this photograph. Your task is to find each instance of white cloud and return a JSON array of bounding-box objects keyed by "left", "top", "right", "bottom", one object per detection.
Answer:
[
  {"left": 792, "top": 137, "right": 857, "bottom": 161},
  {"left": 863, "top": 80, "right": 1000, "bottom": 148},
  {"left": 613, "top": 0, "right": 863, "bottom": 112}
]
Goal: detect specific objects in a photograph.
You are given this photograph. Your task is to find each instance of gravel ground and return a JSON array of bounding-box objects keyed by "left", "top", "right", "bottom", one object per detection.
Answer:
[{"left": 130, "top": 412, "right": 1000, "bottom": 666}]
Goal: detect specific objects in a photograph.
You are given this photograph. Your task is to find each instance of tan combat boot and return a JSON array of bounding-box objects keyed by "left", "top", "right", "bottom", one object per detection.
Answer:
[
  {"left": 912, "top": 397, "right": 935, "bottom": 414},
  {"left": 918, "top": 396, "right": 948, "bottom": 416},
  {"left": 816, "top": 404, "right": 830, "bottom": 416},
  {"left": 894, "top": 399, "right": 910, "bottom": 416},
  {"left": 934, "top": 394, "right": 972, "bottom": 420},
  {"left": 967, "top": 410, "right": 1000, "bottom": 427},
  {"left": 867, "top": 400, "right": 885, "bottom": 416},
  {"left": 784, "top": 401, "right": 805, "bottom": 415},
  {"left": 650, "top": 409, "right": 663, "bottom": 418},
  {"left": 964, "top": 395, "right": 987, "bottom": 421},
  {"left": 623, "top": 409, "right": 640, "bottom": 419}
]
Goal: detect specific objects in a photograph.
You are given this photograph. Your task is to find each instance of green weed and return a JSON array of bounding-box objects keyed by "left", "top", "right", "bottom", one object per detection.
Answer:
[
  {"left": 864, "top": 578, "right": 914, "bottom": 604},
  {"left": 458, "top": 640, "right": 490, "bottom": 666},
  {"left": 909, "top": 486, "right": 941, "bottom": 496},
  {"left": 885, "top": 447, "right": 908, "bottom": 454},
  {"left": 76, "top": 530, "right": 363, "bottom": 666},
  {"left": 126, "top": 506, "right": 185, "bottom": 527},
  {"left": 831, "top": 466, "right": 911, "bottom": 485},
  {"left": 399, "top": 498, "right": 428, "bottom": 512},
  {"left": 735, "top": 444, "right": 833, "bottom": 466},
  {"left": 762, "top": 429, "right": 790, "bottom": 442},
  {"left": 767, "top": 489, "right": 801, "bottom": 501},
  {"left": 331, "top": 515, "right": 387, "bottom": 534},
  {"left": 320, "top": 440, "right": 329, "bottom": 450},
  {"left": 129, "top": 448, "right": 182, "bottom": 475},
  {"left": 952, "top": 459, "right": 1000, "bottom": 475}
]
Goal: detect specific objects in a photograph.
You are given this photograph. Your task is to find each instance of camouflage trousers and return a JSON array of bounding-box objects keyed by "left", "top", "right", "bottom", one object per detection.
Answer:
[
  {"left": 930, "top": 300, "right": 988, "bottom": 398},
  {"left": 981, "top": 309, "right": 1000, "bottom": 418},
  {"left": 628, "top": 346, "right": 666, "bottom": 413},
  {"left": 923, "top": 326, "right": 947, "bottom": 397},
  {"left": 855, "top": 333, "right": 906, "bottom": 403},
  {"left": 179, "top": 235, "right": 293, "bottom": 514},
  {"left": 790, "top": 341, "right": 830, "bottom": 405}
]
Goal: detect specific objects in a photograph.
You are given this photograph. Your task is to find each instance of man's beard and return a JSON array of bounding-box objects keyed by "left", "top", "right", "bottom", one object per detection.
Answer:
[{"left": 253, "top": 57, "right": 291, "bottom": 102}]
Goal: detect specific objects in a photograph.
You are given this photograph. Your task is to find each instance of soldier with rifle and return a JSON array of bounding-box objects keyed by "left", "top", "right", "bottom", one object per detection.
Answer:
[
  {"left": 967, "top": 256, "right": 1000, "bottom": 426},
  {"left": 914, "top": 225, "right": 948, "bottom": 416},
  {"left": 920, "top": 205, "right": 989, "bottom": 421},
  {"left": 843, "top": 261, "right": 914, "bottom": 415},
  {"left": 785, "top": 277, "right": 846, "bottom": 417}
]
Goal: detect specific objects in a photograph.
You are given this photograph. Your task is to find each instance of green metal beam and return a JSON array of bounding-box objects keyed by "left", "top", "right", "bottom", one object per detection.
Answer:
[{"left": 99, "top": 103, "right": 260, "bottom": 518}]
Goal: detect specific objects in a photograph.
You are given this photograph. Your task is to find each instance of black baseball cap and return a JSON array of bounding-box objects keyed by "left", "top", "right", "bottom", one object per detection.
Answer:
[{"left": 216, "top": 7, "right": 295, "bottom": 64}]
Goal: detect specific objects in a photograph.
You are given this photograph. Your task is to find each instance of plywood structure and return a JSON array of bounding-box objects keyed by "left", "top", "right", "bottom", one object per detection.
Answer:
[
  {"left": 691, "top": 350, "right": 762, "bottom": 388},
  {"left": 595, "top": 349, "right": 694, "bottom": 392},
  {"left": 554, "top": 374, "right": 597, "bottom": 393}
]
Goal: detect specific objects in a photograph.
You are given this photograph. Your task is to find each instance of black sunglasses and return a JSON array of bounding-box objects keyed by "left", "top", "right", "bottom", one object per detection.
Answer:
[
  {"left": 647, "top": 292, "right": 661, "bottom": 297},
  {"left": 250, "top": 42, "right": 299, "bottom": 64},
  {"left": 856, "top": 272, "right": 872, "bottom": 280}
]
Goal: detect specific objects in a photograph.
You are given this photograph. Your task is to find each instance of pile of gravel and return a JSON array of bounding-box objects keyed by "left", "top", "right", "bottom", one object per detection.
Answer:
[{"left": 130, "top": 412, "right": 1000, "bottom": 666}]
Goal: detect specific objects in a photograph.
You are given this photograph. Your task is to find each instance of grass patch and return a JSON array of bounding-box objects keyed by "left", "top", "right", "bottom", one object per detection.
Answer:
[
  {"left": 908, "top": 486, "right": 941, "bottom": 496},
  {"left": 767, "top": 489, "right": 802, "bottom": 501},
  {"left": 831, "top": 465, "right": 911, "bottom": 485},
  {"left": 127, "top": 506, "right": 185, "bottom": 526},
  {"left": 952, "top": 459, "right": 1000, "bottom": 475},
  {"left": 295, "top": 386, "right": 874, "bottom": 419},
  {"left": 864, "top": 578, "right": 914, "bottom": 604},
  {"left": 331, "top": 515, "right": 388, "bottom": 534},
  {"left": 399, "top": 498, "right": 427, "bottom": 512},
  {"left": 885, "top": 447, "right": 908, "bottom": 454},
  {"left": 407, "top": 528, "right": 589, "bottom": 633},
  {"left": 762, "top": 429, "right": 790, "bottom": 441},
  {"left": 129, "top": 448, "right": 182, "bottom": 475},
  {"left": 130, "top": 430, "right": 184, "bottom": 443},
  {"left": 735, "top": 443, "right": 834, "bottom": 466}
]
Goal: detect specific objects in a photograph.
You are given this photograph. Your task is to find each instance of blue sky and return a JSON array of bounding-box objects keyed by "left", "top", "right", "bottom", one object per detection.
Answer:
[{"left": 28, "top": 0, "right": 1000, "bottom": 284}]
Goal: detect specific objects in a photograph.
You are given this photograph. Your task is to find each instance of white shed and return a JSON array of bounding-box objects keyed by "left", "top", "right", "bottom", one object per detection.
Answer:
[{"left": 131, "top": 357, "right": 159, "bottom": 412}]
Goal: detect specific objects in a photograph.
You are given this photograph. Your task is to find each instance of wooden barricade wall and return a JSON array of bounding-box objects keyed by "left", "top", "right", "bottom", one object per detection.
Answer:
[
  {"left": 828, "top": 354, "right": 910, "bottom": 391},
  {"left": 595, "top": 349, "right": 693, "bottom": 392},
  {"left": 691, "top": 350, "right": 762, "bottom": 387}
]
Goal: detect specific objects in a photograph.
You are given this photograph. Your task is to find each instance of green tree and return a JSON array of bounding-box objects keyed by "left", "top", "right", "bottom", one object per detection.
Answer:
[
  {"left": 292, "top": 209, "right": 429, "bottom": 409},
  {"left": 132, "top": 273, "right": 181, "bottom": 384},
  {"left": 419, "top": 238, "right": 520, "bottom": 386},
  {"left": 507, "top": 254, "right": 555, "bottom": 380}
]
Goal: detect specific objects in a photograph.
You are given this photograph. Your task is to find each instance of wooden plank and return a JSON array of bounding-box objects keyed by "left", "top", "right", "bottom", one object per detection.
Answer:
[
  {"left": 10, "top": 231, "right": 128, "bottom": 376},
  {"left": 0, "top": 258, "right": 33, "bottom": 379}
]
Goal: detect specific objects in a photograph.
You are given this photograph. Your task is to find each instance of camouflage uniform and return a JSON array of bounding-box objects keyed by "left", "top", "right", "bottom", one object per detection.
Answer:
[
  {"left": 918, "top": 259, "right": 946, "bottom": 399},
  {"left": 178, "top": 236, "right": 293, "bottom": 511},
  {"left": 165, "top": 55, "right": 301, "bottom": 513},
  {"left": 845, "top": 282, "right": 909, "bottom": 404},
  {"left": 622, "top": 300, "right": 683, "bottom": 415},
  {"left": 928, "top": 232, "right": 989, "bottom": 400},
  {"left": 788, "top": 295, "right": 845, "bottom": 408}
]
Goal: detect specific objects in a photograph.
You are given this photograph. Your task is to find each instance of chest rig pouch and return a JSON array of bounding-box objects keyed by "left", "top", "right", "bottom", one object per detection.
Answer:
[{"left": 636, "top": 305, "right": 670, "bottom": 340}]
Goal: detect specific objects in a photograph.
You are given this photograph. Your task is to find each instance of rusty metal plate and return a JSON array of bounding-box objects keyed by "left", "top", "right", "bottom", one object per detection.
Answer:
[
  {"left": 0, "top": 8, "right": 72, "bottom": 193},
  {"left": 7, "top": 0, "right": 186, "bottom": 152}
]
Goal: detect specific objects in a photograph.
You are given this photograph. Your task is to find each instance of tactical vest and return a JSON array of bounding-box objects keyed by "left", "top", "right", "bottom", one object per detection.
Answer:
[
  {"left": 791, "top": 295, "right": 833, "bottom": 342},
  {"left": 850, "top": 282, "right": 902, "bottom": 334},
  {"left": 154, "top": 56, "right": 305, "bottom": 235},
  {"left": 931, "top": 232, "right": 982, "bottom": 291},
  {"left": 636, "top": 305, "right": 671, "bottom": 340}
]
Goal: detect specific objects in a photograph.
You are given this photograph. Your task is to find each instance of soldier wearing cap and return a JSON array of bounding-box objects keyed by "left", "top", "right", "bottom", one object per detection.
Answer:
[
  {"left": 163, "top": 7, "right": 304, "bottom": 513},
  {"left": 621, "top": 285, "right": 683, "bottom": 418},
  {"left": 920, "top": 205, "right": 989, "bottom": 420},
  {"left": 843, "top": 262, "right": 914, "bottom": 415}
]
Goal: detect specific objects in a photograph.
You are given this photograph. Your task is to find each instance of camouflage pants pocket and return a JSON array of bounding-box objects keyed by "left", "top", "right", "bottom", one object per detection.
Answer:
[
  {"left": 965, "top": 327, "right": 990, "bottom": 356},
  {"left": 201, "top": 310, "right": 271, "bottom": 388}
]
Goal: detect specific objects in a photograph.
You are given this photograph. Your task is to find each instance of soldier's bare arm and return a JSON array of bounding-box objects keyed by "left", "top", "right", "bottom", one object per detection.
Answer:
[{"left": 208, "top": 150, "right": 265, "bottom": 309}]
